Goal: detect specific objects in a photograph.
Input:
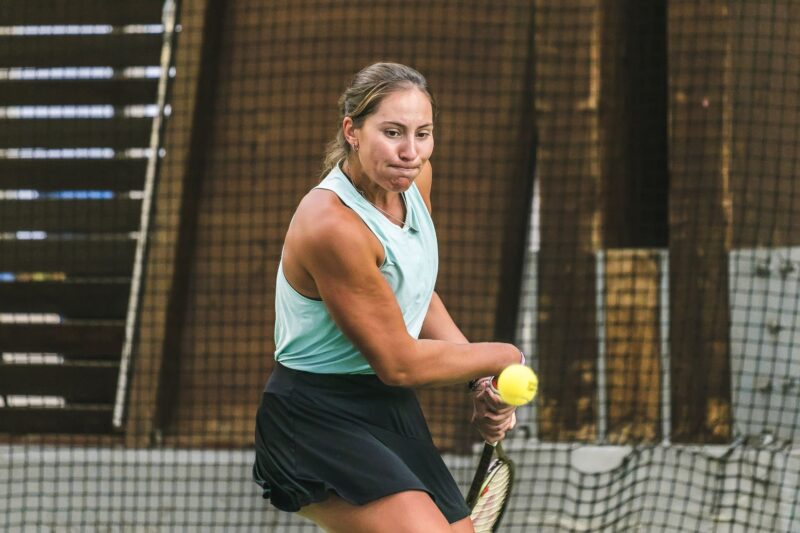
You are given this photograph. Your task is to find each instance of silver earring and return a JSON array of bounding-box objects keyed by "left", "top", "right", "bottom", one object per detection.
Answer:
[{"left": 353, "top": 143, "right": 359, "bottom": 152}]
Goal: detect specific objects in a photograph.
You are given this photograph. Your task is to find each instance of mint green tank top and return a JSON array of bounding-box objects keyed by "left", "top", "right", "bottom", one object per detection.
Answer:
[{"left": 274, "top": 164, "right": 439, "bottom": 374}]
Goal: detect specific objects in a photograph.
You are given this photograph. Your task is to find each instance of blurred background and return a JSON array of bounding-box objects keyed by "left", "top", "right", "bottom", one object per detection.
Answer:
[{"left": 0, "top": 1, "right": 798, "bottom": 531}]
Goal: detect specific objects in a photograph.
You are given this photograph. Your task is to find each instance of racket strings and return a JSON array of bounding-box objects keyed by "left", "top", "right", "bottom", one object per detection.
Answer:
[{"left": 470, "top": 460, "right": 512, "bottom": 533}]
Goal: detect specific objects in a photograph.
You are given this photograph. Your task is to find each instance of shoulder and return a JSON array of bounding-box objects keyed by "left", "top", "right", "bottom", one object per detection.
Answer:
[
  {"left": 414, "top": 160, "right": 433, "bottom": 213},
  {"left": 287, "top": 188, "right": 382, "bottom": 266}
]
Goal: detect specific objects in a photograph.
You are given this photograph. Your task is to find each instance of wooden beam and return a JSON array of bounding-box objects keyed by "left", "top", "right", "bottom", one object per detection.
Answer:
[
  {"left": 0, "top": 362, "right": 118, "bottom": 403},
  {"left": 0, "top": 34, "right": 162, "bottom": 68},
  {"left": 0, "top": 199, "right": 141, "bottom": 232},
  {"left": 0, "top": 79, "right": 158, "bottom": 106},
  {"left": 667, "top": 0, "right": 732, "bottom": 443},
  {"left": 492, "top": 14, "right": 537, "bottom": 346},
  {"left": 0, "top": 0, "right": 165, "bottom": 25},
  {"left": 0, "top": 280, "right": 129, "bottom": 319},
  {"left": 0, "top": 407, "right": 113, "bottom": 434},
  {"left": 0, "top": 159, "right": 147, "bottom": 191},
  {"left": 124, "top": 0, "right": 216, "bottom": 447},
  {"left": 535, "top": 0, "right": 602, "bottom": 441},
  {"left": 604, "top": 250, "right": 661, "bottom": 442},
  {"left": 0, "top": 323, "right": 124, "bottom": 357},
  {"left": 0, "top": 240, "right": 136, "bottom": 276},
  {"left": 0, "top": 118, "right": 152, "bottom": 149},
  {"left": 730, "top": 2, "right": 800, "bottom": 247},
  {"left": 600, "top": 0, "right": 668, "bottom": 248}
]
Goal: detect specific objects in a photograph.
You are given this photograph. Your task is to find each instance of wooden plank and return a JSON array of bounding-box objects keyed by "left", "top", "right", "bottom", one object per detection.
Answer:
[
  {"left": 0, "top": 118, "right": 152, "bottom": 149},
  {"left": 0, "top": 362, "right": 118, "bottom": 403},
  {"left": 0, "top": 240, "right": 136, "bottom": 276},
  {"left": 600, "top": 0, "right": 668, "bottom": 248},
  {"left": 667, "top": 1, "right": 732, "bottom": 443},
  {"left": 0, "top": 34, "right": 163, "bottom": 68},
  {"left": 0, "top": 199, "right": 141, "bottom": 232},
  {"left": 0, "top": 280, "right": 130, "bottom": 318},
  {"left": 0, "top": 406, "right": 113, "bottom": 434},
  {"left": 0, "top": 323, "right": 124, "bottom": 357},
  {"left": 0, "top": 159, "right": 147, "bottom": 191},
  {"left": 0, "top": 0, "right": 165, "bottom": 25},
  {"left": 0, "top": 79, "right": 158, "bottom": 106},
  {"left": 534, "top": 0, "right": 601, "bottom": 441},
  {"left": 604, "top": 250, "right": 661, "bottom": 443},
  {"left": 0, "top": 432, "right": 122, "bottom": 446},
  {"left": 730, "top": 2, "right": 800, "bottom": 247}
]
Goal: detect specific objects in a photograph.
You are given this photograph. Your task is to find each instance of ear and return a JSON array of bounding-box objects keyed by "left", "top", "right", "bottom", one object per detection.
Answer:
[{"left": 342, "top": 116, "right": 358, "bottom": 146}]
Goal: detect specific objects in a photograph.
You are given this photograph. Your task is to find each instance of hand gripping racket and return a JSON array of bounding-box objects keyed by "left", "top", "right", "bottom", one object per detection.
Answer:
[{"left": 466, "top": 441, "right": 514, "bottom": 533}]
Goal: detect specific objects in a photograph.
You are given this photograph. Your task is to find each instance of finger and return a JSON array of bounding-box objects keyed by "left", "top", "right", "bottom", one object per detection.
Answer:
[
  {"left": 479, "top": 412, "right": 508, "bottom": 423},
  {"left": 487, "top": 429, "right": 506, "bottom": 443},
  {"left": 480, "top": 430, "right": 504, "bottom": 443},
  {"left": 508, "top": 412, "right": 517, "bottom": 430},
  {"left": 477, "top": 394, "right": 517, "bottom": 414},
  {"left": 482, "top": 390, "right": 518, "bottom": 412}
]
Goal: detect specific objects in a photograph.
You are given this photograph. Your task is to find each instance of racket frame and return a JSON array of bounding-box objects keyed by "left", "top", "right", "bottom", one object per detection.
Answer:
[{"left": 466, "top": 441, "right": 515, "bottom": 531}]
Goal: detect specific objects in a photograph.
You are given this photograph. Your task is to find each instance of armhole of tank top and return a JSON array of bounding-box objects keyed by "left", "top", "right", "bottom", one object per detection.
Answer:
[{"left": 278, "top": 262, "right": 323, "bottom": 303}]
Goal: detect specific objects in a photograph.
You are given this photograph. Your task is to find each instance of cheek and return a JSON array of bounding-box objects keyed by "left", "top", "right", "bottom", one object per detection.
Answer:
[
  {"left": 367, "top": 139, "right": 395, "bottom": 160},
  {"left": 422, "top": 139, "right": 434, "bottom": 157}
]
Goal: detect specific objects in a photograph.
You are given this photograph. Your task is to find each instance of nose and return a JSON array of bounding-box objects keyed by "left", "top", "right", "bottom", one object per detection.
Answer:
[{"left": 398, "top": 135, "right": 418, "bottom": 161}]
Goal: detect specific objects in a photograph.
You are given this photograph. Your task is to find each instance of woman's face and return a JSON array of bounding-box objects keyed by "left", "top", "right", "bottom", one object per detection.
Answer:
[{"left": 348, "top": 88, "right": 434, "bottom": 192}]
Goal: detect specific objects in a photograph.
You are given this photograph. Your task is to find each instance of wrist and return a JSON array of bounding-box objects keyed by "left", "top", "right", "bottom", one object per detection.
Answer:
[{"left": 468, "top": 349, "right": 525, "bottom": 391}]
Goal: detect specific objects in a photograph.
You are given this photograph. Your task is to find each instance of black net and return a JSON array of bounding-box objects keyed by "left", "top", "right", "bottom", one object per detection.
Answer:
[{"left": 0, "top": 1, "right": 798, "bottom": 531}]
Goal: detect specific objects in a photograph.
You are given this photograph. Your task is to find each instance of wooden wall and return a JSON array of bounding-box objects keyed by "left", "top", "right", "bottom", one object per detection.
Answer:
[
  {"left": 136, "top": 0, "right": 538, "bottom": 451},
  {"left": 6, "top": 1, "right": 799, "bottom": 447}
]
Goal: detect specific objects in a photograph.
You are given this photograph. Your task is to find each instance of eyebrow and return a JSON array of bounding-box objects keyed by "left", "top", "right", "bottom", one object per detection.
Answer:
[{"left": 379, "top": 121, "right": 434, "bottom": 130}]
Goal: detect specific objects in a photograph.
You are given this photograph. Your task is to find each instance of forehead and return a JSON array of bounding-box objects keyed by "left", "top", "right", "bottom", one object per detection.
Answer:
[{"left": 370, "top": 88, "right": 433, "bottom": 125}]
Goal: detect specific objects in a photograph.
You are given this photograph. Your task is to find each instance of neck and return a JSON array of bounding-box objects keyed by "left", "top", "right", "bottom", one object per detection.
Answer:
[
  {"left": 341, "top": 158, "right": 390, "bottom": 205},
  {"left": 341, "top": 158, "right": 406, "bottom": 226}
]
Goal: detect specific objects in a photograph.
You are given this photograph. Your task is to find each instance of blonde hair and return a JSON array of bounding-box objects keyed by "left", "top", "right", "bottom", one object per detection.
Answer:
[{"left": 320, "top": 62, "right": 438, "bottom": 178}]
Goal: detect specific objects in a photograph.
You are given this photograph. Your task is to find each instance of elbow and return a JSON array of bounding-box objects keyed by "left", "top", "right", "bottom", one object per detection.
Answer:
[
  {"left": 367, "top": 339, "right": 422, "bottom": 387},
  {"left": 375, "top": 365, "right": 416, "bottom": 388},
  {"left": 372, "top": 354, "right": 420, "bottom": 388}
]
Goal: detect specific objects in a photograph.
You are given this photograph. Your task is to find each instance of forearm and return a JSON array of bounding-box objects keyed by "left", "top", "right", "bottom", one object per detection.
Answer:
[
  {"left": 383, "top": 338, "right": 520, "bottom": 388},
  {"left": 396, "top": 291, "right": 517, "bottom": 387},
  {"left": 419, "top": 291, "right": 468, "bottom": 343},
  {"left": 354, "top": 292, "right": 519, "bottom": 387}
]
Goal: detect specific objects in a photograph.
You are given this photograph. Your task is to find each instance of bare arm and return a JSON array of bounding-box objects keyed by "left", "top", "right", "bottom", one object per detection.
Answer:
[
  {"left": 416, "top": 165, "right": 467, "bottom": 345},
  {"left": 415, "top": 163, "right": 519, "bottom": 442},
  {"left": 287, "top": 190, "right": 519, "bottom": 388},
  {"left": 419, "top": 291, "right": 468, "bottom": 343}
]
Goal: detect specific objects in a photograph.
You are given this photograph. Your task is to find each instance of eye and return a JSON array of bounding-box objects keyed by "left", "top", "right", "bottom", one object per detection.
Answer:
[
  {"left": 417, "top": 131, "right": 432, "bottom": 139},
  {"left": 384, "top": 129, "right": 401, "bottom": 138}
]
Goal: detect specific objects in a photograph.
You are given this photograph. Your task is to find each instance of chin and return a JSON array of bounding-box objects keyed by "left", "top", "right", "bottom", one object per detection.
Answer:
[{"left": 388, "top": 175, "right": 416, "bottom": 191}]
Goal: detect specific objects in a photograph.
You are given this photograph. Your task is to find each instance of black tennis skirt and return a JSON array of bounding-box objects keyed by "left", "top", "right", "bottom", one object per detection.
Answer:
[{"left": 252, "top": 363, "right": 471, "bottom": 524}]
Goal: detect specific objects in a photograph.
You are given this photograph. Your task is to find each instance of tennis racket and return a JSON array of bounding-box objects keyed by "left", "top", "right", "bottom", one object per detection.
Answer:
[{"left": 466, "top": 441, "right": 514, "bottom": 532}]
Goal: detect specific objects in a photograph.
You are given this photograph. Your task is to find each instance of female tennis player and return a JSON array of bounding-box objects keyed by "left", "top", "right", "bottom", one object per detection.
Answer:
[{"left": 253, "top": 62, "right": 521, "bottom": 533}]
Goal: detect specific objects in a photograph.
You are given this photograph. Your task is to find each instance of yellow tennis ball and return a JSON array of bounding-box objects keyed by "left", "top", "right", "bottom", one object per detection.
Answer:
[{"left": 496, "top": 364, "right": 538, "bottom": 406}]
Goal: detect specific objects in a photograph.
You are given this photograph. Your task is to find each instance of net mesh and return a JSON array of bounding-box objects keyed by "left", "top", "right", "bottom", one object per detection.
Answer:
[{"left": 1, "top": 0, "right": 798, "bottom": 531}]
